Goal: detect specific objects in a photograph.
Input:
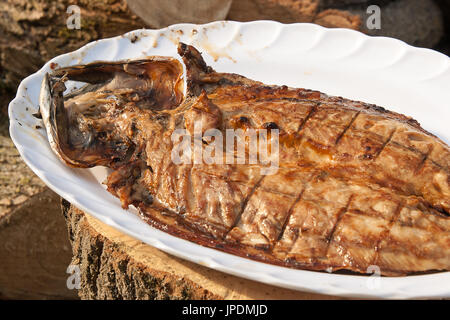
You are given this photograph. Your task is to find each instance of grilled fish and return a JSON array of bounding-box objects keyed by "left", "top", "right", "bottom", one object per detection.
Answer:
[{"left": 40, "top": 43, "right": 450, "bottom": 276}]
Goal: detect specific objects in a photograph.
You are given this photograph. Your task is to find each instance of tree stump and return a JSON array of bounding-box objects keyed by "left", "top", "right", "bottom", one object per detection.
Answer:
[
  {"left": 0, "top": 133, "right": 77, "bottom": 299},
  {"left": 61, "top": 200, "right": 341, "bottom": 300}
]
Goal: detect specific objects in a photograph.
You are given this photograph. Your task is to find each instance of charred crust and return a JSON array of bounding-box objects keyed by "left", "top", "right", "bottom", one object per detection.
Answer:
[
  {"left": 370, "top": 104, "right": 387, "bottom": 113},
  {"left": 32, "top": 110, "right": 42, "bottom": 119},
  {"left": 177, "top": 42, "right": 214, "bottom": 74}
]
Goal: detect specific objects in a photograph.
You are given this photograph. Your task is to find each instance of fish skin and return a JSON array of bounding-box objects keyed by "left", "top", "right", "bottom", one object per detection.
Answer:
[{"left": 40, "top": 43, "right": 450, "bottom": 276}]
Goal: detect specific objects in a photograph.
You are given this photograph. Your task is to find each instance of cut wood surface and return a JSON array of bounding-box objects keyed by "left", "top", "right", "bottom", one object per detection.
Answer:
[
  {"left": 62, "top": 200, "right": 341, "bottom": 300},
  {"left": 0, "top": 134, "right": 46, "bottom": 218},
  {"left": 0, "top": 133, "right": 77, "bottom": 299},
  {"left": 0, "top": 189, "right": 77, "bottom": 299}
]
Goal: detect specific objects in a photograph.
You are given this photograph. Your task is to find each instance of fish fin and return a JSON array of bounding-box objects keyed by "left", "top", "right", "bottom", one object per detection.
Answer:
[{"left": 178, "top": 42, "right": 216, "bottom": 97}]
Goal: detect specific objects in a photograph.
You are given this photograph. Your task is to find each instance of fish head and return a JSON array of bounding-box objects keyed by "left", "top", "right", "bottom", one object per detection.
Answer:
[{"left": 40, "top": 56, "right": 185, "bottom": 168}]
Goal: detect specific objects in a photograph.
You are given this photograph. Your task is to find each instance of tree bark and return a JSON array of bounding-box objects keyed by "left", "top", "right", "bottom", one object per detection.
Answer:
[
  {"left": 61, "top": 200, "right": 340, "bottom": 300},
  {"left": 0, "top": 0, "right": 146, "bottom": 115}
]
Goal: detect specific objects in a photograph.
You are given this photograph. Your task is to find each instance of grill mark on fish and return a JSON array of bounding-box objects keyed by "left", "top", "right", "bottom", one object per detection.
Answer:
[
  {"left": 335, "top": 111, "right": 360, "bottom": 145},
  {"left": 422, "top": 202, "right": 450, "bottom": 218},
  {"left": 274, "top": 170, "right": 320, "bottom": 247},
  {"left": 256, "top": 227, "right": 271, "bottom": 247},
  {"left": 430, "top": 159, "right": 449, "bottom": 174},
  {"left": 373, "top": 129, "right": 396, "bottom": 161},
  {"left": 326, "top": 195, "right": 354, "bottom": 249},
  {"left": 297, "top": 103, "right": 319, "bottom": 133},
  {"left": 372, "top": 200, "right": 404, "bottom": 266},
  {"left": 226, "top": 175, "right": 266, "bottom": 235},
  {"left": 276, "top": 190, "right": 305, "bottom": 243},
  {"left": 390, "top": 140, "right": 425, "bottom": 156},
  {"left": 415, "top": 147, "right": 433, "bottom": 174}
]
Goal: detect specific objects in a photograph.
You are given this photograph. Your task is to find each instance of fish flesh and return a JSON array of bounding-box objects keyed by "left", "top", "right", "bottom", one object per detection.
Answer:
[{"left": 40, "top": 43, "right": 450, "bottom": 276}]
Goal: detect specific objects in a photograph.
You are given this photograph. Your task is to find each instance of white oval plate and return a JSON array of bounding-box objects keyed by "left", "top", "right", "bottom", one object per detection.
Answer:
[{"left": 9, "top": 21, "right": 450, "bottom": 299}]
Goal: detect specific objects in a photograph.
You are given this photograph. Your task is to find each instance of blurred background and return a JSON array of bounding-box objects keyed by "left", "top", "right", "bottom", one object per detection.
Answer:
[{"left": 0, "top": 0, "right": 449, "bottom": 299}]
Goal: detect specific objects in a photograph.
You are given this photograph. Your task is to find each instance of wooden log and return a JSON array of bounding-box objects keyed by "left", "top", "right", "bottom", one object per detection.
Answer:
[
  {"left": 0, "top": 133, "right": 77, "bottom": 299},
  {"left": 0, "top": 189, "right": 77, "bottom": 299},
  {"left": 126, "top": 0, "right": 233, "bottom": 28},
  {"left": 313, "top": 9, "right": 361, "bottom": 29},
  {"left": 227, "top": 0, "right": 362, "bottom": 29},
  {"left": 61, "top": 201, "right": 341, "bottom": 300},
  {"left": 0, "top": 0, "right": 146, "bottom": 115},
  {"left": 227, "top": 0, "right": 320, "bottom": 23}
]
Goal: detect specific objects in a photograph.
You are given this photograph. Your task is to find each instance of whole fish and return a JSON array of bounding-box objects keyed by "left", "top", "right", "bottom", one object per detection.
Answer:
[{"left": 40, "top": 43, "right": 450, "bottom": 276}]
